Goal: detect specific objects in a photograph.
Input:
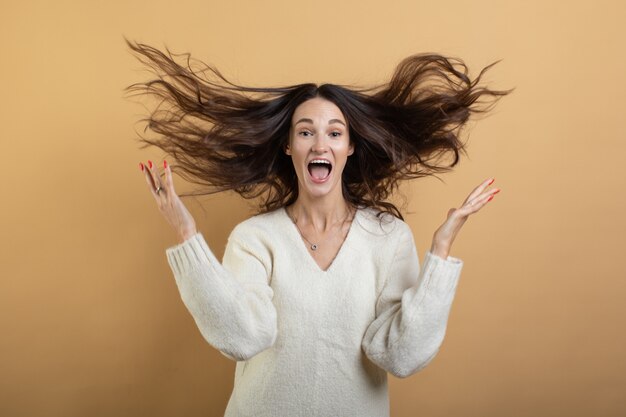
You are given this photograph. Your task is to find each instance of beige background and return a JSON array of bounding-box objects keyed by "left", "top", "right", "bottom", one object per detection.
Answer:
[{"left": 1, "top": 0, "right": 625, "bottom": 416}]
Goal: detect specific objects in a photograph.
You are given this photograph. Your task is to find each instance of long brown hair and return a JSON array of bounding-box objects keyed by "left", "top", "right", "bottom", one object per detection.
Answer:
[{"left": 125, "top": 39, "right": 511, "bottom": 219}]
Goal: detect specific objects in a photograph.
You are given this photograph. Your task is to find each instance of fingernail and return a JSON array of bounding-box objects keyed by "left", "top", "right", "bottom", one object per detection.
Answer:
[
  {"left": 488, "top": 178, "right": 495, "bottom": 185},
  {"left": 487, "top": 195, "right": 494, "bottom": 202},
  {"left": 494, "top": 189, "right": 501, "bottom": 194},
  {"left": 164, "top": 160, "right": 168, "bottom": 169},
  {"left": 148, "top": 160, "right": 153, "bottom": 169},
  {"left": 139, "top": 162, "right": 144, "bottom": 172}
]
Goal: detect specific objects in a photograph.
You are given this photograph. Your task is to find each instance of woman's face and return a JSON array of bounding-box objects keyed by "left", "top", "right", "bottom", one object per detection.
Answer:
[{"left": 286, "top": 97, "right": 354, "bottom": 201}]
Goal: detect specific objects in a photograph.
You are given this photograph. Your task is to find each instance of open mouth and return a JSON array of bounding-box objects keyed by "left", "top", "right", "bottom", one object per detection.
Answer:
[{"left": 307, "top": 159, "right": 332, "bottom": 181}]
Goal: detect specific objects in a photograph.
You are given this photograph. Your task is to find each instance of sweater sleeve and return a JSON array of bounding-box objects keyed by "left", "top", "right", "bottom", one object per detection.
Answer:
[
  {"left": 361, "top": 222, "right": 463, "bottom": 378},
  {"left": 165, "top": 228, "right": 277, "bottom": 361}
]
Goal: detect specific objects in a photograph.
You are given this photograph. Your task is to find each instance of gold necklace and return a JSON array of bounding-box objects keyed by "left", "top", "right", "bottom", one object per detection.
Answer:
[{"left": 286, "top": 207, "right": 353, "bottom": 251}]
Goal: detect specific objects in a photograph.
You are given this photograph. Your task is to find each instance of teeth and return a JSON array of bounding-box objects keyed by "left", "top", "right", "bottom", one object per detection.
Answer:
[{"left": 309, "top": 159, "right": 331, "bottom": 165}]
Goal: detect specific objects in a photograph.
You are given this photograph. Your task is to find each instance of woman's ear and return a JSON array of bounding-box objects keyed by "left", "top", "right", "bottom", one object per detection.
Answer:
[
  {"left": 285, "top": 143, "right": 291, "bottom": 155},
  {"left": 348, "top": 141, "right": 355, "bottom": 156}
]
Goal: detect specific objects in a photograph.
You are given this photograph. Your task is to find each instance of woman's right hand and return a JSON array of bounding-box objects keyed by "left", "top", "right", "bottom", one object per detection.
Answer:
[{"left": 140, "top": 160, "right": 197, "bottom": 243}]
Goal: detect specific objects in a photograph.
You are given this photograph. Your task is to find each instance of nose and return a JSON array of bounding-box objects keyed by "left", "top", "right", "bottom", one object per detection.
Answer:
[{"left": 311, "top": 136, "right": 328, "bottom": 153}]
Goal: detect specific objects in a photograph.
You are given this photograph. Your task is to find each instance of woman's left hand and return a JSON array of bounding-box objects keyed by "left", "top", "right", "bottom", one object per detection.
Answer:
[{"left": 429, "top": 178, "right": 501, "bottom": 259}]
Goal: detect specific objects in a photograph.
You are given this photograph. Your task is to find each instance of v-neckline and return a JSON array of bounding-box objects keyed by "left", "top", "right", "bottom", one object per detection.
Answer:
[{"left": 282, "top": 206, "right": 360, "bottom": 274}]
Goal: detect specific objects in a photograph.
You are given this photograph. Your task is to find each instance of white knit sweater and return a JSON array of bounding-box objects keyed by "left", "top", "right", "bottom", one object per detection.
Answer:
[{"left": 165, "top": 206, "right": 463, "bottom": 417}]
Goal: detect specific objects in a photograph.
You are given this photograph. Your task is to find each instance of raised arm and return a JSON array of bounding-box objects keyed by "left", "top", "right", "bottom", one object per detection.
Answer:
[
  {"left": 361, "top": 223, "right": 463, "bottom": 378},
  {"left": 362, "top": 177, "right": 501, "bottom": 378},
  {"left": 166, "top": 227, "right": 277, "bottom": 361},
  {"left": 139, "top": 159, "right": 277, "bottom": 361}
]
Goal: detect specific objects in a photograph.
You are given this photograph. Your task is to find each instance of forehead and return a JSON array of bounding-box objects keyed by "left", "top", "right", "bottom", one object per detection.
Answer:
[{"left": 292, "top": 97, "right": 346, "bottom": 124}]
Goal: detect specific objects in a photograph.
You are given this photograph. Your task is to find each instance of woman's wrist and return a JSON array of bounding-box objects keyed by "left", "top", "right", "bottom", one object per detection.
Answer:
[
  {"left": 178, "top": 228, "right": 198, "bottom": 244},
  {"left": 430, "top": 239, "right": 450, "bottom": 259}
]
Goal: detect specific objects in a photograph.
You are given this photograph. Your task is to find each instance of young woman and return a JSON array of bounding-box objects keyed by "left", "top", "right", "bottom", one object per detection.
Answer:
[{"left": 129, "top": 41, "right": 508, "bottom": 416}]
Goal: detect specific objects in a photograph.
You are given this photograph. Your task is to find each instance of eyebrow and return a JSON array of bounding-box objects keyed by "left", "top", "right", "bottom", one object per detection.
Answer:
[{"left": 294, "top": 118, "right": 346, "bottom": 127}]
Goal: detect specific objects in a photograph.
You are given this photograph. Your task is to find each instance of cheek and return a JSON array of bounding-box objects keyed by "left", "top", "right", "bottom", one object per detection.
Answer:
[
  {"left": 334, "top": 141, "right": 353, "bottom": 157},
  {"left": 288, "top": 148, "right": 307, "bottom": 171}
]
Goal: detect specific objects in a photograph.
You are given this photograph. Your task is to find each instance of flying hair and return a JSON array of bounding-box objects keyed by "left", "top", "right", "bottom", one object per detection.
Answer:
[{"left": 125, "top": 39, "right": 512, "bottom": 219}]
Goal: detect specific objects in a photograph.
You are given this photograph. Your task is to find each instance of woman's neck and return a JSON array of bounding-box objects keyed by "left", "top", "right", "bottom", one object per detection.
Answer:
[{"left": 288, "top": 195, "right": 354, "bottom": 233}]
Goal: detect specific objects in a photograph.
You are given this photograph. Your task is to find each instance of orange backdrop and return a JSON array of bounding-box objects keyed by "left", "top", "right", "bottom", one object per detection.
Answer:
[{"left": 1, "top": 0, "right": 625, "bottom": 416}]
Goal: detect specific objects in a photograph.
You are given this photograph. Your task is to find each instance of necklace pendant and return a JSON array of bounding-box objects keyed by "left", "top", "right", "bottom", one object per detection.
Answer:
[{"left": 311, "top": 244, "right": 318, "bottom": 251}]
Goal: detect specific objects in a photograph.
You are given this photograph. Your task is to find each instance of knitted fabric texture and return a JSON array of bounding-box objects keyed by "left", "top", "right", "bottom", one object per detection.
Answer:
[{"left": 165, "top": 206, "right": 463, "bottom": 417}]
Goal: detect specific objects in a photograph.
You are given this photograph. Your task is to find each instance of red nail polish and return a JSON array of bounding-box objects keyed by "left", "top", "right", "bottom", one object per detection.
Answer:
[
  {"left": 487, "top": 195, "right": 494, "bottom": 202},
  {"left": 488, "top": 178, "right": 495, "bottom": 185},
  {"left": 164, "top": 160, "right": 168, "bottom": 169},
  {"left": 148, "top": 160, "right": 153, "bottom": 169},
  {"left": 139, "top": 162, "right": 144, "bottom": 172}
]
